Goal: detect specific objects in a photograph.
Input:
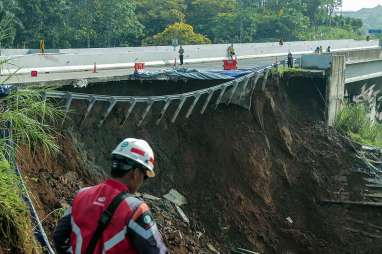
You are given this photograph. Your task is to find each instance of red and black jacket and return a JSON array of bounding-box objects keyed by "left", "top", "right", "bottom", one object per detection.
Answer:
[{"left": 53, "top": 179, "right": 168, "bottom": 254}]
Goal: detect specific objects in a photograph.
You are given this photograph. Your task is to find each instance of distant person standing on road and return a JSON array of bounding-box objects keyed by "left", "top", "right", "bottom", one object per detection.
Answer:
[
  {"left": 327, "top": 46, "right": 331, "bottom": 53},
  {"left": 314, "top": 46, "right": 320, "bottom": 54},
  {"left": 287, "top": 51, "right": 293, "bottom": 68},
  {"left": 279, "top": 38, "right": 284, "bottom": 46},
  {"left": 178, "top": 45, "right": 185, "bottom": 65},
  {"left": 319, "top": 46, "right": 323, "bottom": 54},
  {"left": 227, "top": 44, "right": 236, "bottom": 59}
]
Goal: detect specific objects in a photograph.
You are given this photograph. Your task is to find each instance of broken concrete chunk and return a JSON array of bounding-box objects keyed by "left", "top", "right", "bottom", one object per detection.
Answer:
[
  {"left": 175, "top": 205, "right": 190, "bottom": 224},
  {"left": 286, "top": 217, "right": 294, "bottom": 224},
  {"left": 163, "top": 189, "right": 188, "bottom": 206}
]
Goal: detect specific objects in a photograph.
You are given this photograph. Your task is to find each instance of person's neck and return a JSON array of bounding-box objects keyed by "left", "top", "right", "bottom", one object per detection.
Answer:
[{"left": 112, "top": 177, "right": 134, "bottom": 193}]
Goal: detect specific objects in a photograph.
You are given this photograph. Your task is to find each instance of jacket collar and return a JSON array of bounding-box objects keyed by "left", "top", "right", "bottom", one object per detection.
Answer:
[{"left": 104, "top": 178, "right": 130, "bottom": 192}]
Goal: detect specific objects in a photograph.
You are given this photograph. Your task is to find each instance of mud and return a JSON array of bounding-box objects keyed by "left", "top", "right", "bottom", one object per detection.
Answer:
[{"left": 17, "top": 74, "right": 382, "bottom": 253}]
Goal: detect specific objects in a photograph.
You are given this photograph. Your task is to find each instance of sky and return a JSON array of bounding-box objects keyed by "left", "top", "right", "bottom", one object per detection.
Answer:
[{"left": 342, "top": 0, "right": 382, "bottom": 11}]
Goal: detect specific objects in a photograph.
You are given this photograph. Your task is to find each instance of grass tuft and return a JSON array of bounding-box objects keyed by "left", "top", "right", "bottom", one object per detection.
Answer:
[
  {"left": 335, "top": 103, "right": 382, "bottom": 147},
  {"left": 1, "top": 89, "right": 64, "bottom": 157},
  {"left": 0, "top": 160, "right": 40, "bottom": 253}
]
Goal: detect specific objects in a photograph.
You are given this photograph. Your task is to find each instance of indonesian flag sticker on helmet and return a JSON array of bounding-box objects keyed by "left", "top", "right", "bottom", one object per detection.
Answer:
[{"left": 112, "top": 138, "right": 155, "bottom": 177}]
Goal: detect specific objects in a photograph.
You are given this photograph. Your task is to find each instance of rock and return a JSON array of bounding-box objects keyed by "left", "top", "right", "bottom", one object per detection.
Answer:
[
  {"left": 163, "top": 189, "right": 188, "bottom": 206},
  {"left": 286, "top": 217, "right": 294, "bottom": 224}
]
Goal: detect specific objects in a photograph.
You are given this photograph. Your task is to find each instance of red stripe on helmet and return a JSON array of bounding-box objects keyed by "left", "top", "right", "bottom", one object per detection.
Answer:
[{"left": 131, "top": 147, "right": 145, "bottom": 156}]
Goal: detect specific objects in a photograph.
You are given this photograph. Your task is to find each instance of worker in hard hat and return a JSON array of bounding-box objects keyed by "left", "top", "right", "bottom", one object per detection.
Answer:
[
  {"left": 53, "top": 138, "right": 168, "bottom": 254},
  {"left": 227, "top": 43, "right": 236, "bottom": 60}
]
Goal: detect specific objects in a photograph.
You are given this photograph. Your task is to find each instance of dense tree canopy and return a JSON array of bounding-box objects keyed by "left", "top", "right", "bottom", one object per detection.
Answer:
[
  {"left": 145, "top": 22, "right": 210, "bottom": 45},
  {"left": 0, "top": 0, "right": 363, "bottom": 48}
]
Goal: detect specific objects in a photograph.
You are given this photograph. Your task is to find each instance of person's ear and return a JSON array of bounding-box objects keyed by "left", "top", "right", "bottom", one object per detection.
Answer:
[
  {"left": 131, "top": 168, "right": 138, "bottom": 180},
  {"left": 135, "top": 168, "right": 143, "bottom": 181}
]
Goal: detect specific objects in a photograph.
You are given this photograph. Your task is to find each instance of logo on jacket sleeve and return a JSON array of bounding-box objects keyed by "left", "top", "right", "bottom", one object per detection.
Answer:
[
  {"left": 143, "top": 214, "right": 153, "bottom": 224},
  {"left": 93, "top": 196, "right": 106, "bottom": 207}
]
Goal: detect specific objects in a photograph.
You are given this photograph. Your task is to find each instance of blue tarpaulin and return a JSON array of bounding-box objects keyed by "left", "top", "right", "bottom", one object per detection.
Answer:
[
  {"left": 131, "top": 68, "right": 253, "bottom": 80},
  {"left": 0, "top": 85, "right": 16, "bottom": 98}
]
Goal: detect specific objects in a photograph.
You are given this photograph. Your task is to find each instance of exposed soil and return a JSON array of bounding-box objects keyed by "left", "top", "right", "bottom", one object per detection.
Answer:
[{"left": 17, "top": 75, "right": 382, "bottom": 253}]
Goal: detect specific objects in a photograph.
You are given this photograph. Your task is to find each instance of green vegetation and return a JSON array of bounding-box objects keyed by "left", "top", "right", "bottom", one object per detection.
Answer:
[
  {"left": 1, "top": 0, "right": 364, "bottom": 48},
  {"left": 1, "top": 89, "right": 63, "bottom": 157},
  {"left": 0, "top": 88, "right": 63, "bottom": 253},
  {"left": 0, "top": 88, "right": 63, "bottom": 252},
  {"left": 144, "top": 22, "right": 211, "bottom": 45},
  {"left": 0, "top": 160, "right": 38, "bottom": 253},
  {"left": 0, "top": 24, "right": 63, "bottom": 251},
  {"left": 335, "top": 103, "right": 382, "bottom": 147},
  {"left": 273, "top": 66, "right": 305, "bottom": 77}
]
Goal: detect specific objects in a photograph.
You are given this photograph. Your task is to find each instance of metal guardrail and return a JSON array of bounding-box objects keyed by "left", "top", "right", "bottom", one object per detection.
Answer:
[{"left": 45, "top": 66, "right": 272, "bottom": 127}]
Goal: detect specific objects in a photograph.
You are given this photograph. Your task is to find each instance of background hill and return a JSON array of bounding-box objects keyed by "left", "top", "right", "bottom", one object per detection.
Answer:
[{"left": 343, "top": 5, "right": 382, "bottom": 33}]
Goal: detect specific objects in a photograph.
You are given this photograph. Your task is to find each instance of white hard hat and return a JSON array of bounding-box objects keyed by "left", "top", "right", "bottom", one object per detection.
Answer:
[{"left": 112, "top": 138, "right": 155, "bottom": 178}]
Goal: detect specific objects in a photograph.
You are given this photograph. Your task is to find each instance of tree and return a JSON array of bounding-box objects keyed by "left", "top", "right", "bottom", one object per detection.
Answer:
[
  {"left": 12, "top": 0, "right": 72, "bottom": 48},
  {"left": 136, "top": 0, "right": 186, "bottom": 37},
  {"left": 0, "top": 0, "right": 364, "bottom": 48},
  {"left": 210, "top": 10, "right": 257, "bottom": 43},
  {"left": 256, "top": 10, "right": 310, "bottom": 41},
  {"left": 146, "top": 22, "right": 211, "bottom": 45},
  {"left": 186, "top": 0, "right": 236, "bottom": 38},
  {"left": 67, "top": 0, "right": 143, "bottom": 47},
  {"left": 0, "top": 0, "right": 21, "bottom": 46}
]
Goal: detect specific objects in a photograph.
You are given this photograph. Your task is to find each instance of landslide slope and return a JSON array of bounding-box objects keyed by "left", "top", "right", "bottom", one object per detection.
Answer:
[{"left": 19, "top": 75, "right": 382, "bottom": 253}]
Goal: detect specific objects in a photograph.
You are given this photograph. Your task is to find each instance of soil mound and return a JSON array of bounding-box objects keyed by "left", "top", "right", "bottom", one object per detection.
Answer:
[{"left": 18, "top": 75, "right": 382, "bottom": 253}]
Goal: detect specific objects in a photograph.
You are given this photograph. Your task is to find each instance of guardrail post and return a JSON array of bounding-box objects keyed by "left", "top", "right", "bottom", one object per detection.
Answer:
[
  {"left": 62, "top": 92, "right": 73, "bottom": 125},
  {"left": 156, "top": 99, "right": 172, "bottom": 125},
  {"left": 185, "top": 94, "right": 201, "bottom": 118},
  {"left": 121, "top": 99, "right": 136, "bottom": 126},
  {"left": 171, "top": 97, "right": 187, "bottom": 123},
  {"left": 201, "top": 90, "right": 214, "bottom": 114},
  {"left": 98, "top": 98, "right": 117, "bottom": 127},
  {"left": 80, "top": 96, "right": 96, "bottom": 126},
  {"left": 238, "top": 77, "right": 251, "bottom": 102},
  {"left": 138, "top": 100, "right": 154, "bottom": 127},
  {"left": 261, "top": 69, "right": 270, "bottom": 91},
  {"left": 228, "top": 81, "right": 239, "bottom": 104},
  {"left": 215, "top": 85, "right": 228, "bottom": 109}
]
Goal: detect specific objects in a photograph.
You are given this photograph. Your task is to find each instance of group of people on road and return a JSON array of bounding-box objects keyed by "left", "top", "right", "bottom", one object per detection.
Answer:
[
  {"left": 314, "top": 45, "right": 331, "bottom": 54},
  {"left": 176, "top": 43, "right": 237, "bottom": 66},
  {"left": 177, "top": 41, "right": 339, "bottom": 68}
]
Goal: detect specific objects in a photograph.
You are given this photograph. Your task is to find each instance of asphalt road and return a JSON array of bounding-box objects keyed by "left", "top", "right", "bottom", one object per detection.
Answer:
[{"left": 0, "top": 39, "right": 380, "bottom": 85}]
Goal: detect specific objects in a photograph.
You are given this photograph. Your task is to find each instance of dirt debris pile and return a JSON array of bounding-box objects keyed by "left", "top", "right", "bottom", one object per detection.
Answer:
[{"left": 18, "top": 75, "right": 382, "bottom": 254}]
